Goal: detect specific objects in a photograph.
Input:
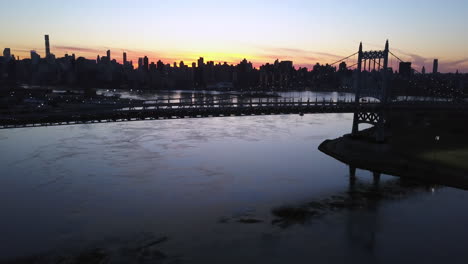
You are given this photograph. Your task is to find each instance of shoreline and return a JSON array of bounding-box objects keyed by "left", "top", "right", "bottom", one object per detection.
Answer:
[{"left": 319, "top": 134, "right": 468, "bottom": 190}]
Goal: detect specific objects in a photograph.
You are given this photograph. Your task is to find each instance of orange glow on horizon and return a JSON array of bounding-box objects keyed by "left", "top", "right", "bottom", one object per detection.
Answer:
[
  {"left": 9, "top": 46, "right": 326, "bottom": 70},
  {"left": 7, "top": 43, "right": 468, "bottom": 73}
]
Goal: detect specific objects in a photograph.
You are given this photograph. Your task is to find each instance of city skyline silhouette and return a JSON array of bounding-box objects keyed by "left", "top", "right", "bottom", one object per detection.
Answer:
[
  {"left": 1, "top": 34, "right": 461, "bottom": 75},
  {"left": 1, "top": 0, "right": 467, "bottom": 72}
]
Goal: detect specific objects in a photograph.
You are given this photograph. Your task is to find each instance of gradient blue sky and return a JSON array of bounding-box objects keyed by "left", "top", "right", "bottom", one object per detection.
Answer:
[{"left": 1, "top": 0, "right": 467, "bottom": 72}]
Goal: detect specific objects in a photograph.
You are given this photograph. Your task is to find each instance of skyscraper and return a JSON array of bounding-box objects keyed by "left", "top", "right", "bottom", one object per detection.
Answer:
[
  {"left": 123, "top": 52, "right": 127, "bottom": 65},
  {"left": 107, "top": 50, "right": 111, "bottom": 60},
  {"left": 3, "top": 48, "right": 11, "bottom": 58},
  {"left": 196, "top": 57, "right": 206, "bottom": 88},
  {"left": 198, "top": 57, "right": 204, "bottom": 68},
  {"left": 45, "top": 35, "right": 50, "bottom": 58},
  {"left": 433, "top": 59, "right": 438, "bottom": 74},
  {"left": 398, "top": 62, "right": 412, "bottom": 78},
  {"left": 30, "top": 50, "right": 40, "bottom": 64},
  {"left": 138, "top": 58, "right": 143, "bottom": 69},
  {"left": 149, "top": 62, "right": 156, "bottom": 71},
  {"left": 143, "top": 56, "right": 149, "bottom": 71}
]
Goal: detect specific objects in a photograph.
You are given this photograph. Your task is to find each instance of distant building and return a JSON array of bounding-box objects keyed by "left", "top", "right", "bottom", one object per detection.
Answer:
[
  {"left": 143, "top": 56, "right": 149, "bottom": 71},
  {"left": 0, "top": 48, "right": 12, "bottom": 63},
  {"left": 197, "top": 57, "right": 204, "bottom": 68},
  {"left": 44, "top": 35, "right": 50, "bottom": 58},
  {"left": 30, "top": 50, "right": 40, "bottom": 64},
  {"left": 280, "top": 60, "right": 293, "bottom": 69},
  {"left": 149, "top": 62, "right": 156, "bottom": 71},
  {"left": 338, "top": 61, "right": 347, "bottom": 72},
  {"left": 196, "top": 57, "right": 205, "bottom": 88},
  {"left": 399, "top": 62, "right": 412, "bottom": 78},
  {"left": 433, "top": 59, "right": 438, "bottom": 74},
  {"left": 156, "top": 60, "right": 164, "bottom": 71},
  {"left": 3, "top": 48, "right": 11, "bottom": 58},
  {"left": 422, "top": 66, "right": 426, "bottom": 75},
  {"left": 107, "top": 50, "right": 111, "bottom": 61},
  {"left": 123, "top": 52, "right": 127, "bottom": 65},
  {"left": 138, "top": 58, "right": 143, "bottom": 69}
]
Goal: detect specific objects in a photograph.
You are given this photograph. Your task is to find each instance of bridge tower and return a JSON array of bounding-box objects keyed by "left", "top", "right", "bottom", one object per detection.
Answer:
[{"left": 351, "top": 40, "right": 390, "bottom": 142}]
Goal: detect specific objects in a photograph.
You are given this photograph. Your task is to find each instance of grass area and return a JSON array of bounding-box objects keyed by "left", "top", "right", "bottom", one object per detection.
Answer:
[
  {"left": 385, "top": 112, "right": 468, "bottom": 172},
  {"left": 419, "top": 148, "right": 468, "bottom": 171}
]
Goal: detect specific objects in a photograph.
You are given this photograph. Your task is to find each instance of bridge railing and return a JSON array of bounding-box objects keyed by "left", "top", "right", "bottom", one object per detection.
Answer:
[{"left": 120, "top": 98, "right": 360, "bottom": 111}]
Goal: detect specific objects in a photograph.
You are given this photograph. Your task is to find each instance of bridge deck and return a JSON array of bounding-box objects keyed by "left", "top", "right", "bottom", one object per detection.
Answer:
[{"left": 0, "top": 100, "right": 466, "bottom": 129}]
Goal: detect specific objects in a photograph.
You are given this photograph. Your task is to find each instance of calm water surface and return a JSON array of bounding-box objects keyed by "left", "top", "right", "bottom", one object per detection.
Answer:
[{"left": 1, "top": 113, "right": 468, "bottom": 263}]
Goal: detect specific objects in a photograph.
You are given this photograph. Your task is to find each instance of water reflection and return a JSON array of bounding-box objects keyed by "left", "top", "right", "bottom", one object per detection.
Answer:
[{"left": 271, "top": 165, "right": 438, "bottom": 230}]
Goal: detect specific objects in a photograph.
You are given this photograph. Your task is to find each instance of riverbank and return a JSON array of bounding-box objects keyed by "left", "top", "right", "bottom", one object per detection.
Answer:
[{"left": 319, "top": 112, "right": 468, "bottom": 189}]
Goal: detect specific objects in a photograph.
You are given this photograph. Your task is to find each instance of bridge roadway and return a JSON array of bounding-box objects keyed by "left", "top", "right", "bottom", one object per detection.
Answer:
[{"left": 0, "top": 99, "right": 466, "bottom": 129}]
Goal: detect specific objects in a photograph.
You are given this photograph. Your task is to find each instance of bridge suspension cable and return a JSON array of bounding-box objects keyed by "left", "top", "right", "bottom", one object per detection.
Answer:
[
  {"left": 346, "top": 62, "right": 359, "bottom": 69},
  {"left": 389, "top": 50, "right": 423, "bottom": 74},
  {"left": 329, "top": 52, "right": 358, "bottom": 66},
  {"left": 389, "top": 51, "right": 405, "bottom": 63}
]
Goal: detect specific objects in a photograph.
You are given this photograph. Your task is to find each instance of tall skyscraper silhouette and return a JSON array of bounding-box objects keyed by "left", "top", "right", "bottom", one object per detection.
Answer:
[
  {"left": 433, "top": 59, "right": 438, "bottom": 74},
  {"left": 123, "top": 52, "right": 127, "bottom": 65},
  {"left": 138, "top": 58, "right": 143, "bottom": 69},
  {"left": 143, "top": 56, "right": 149, "bottom": 71},
  {"left": 107, "top": 50, "right": 111, "bottom": 60},
  {"left": 45, "top": 35, "right": 51, "bottom": 58}
]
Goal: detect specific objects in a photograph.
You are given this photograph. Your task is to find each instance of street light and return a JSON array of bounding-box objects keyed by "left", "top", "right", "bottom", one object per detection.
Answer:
[{"left": 433, "top": 135, "right": 440, "bottom": 171}]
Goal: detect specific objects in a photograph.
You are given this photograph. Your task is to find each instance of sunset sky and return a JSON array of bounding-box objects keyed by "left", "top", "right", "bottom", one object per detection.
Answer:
[{"left": 1, "top": 0, "right": 467, "bottom": 72}]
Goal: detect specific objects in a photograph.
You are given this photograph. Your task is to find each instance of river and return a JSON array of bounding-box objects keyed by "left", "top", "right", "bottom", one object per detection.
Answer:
[{"left": 1, "top": 113, "right": 468, "bottom": 263}]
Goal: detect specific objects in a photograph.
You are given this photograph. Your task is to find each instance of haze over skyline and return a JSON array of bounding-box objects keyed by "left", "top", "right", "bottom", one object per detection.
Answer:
[{"left": 1, "top": 0, "right": 467, "bottom": 72}]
